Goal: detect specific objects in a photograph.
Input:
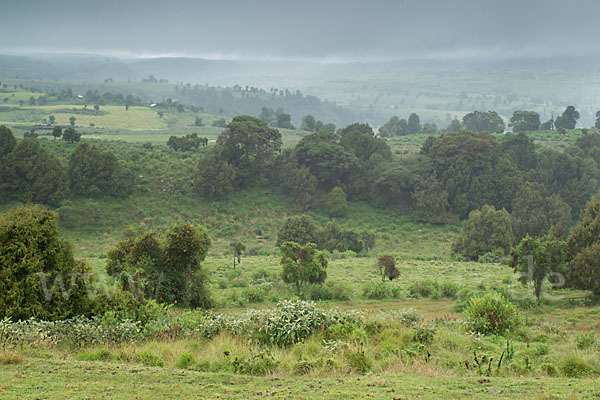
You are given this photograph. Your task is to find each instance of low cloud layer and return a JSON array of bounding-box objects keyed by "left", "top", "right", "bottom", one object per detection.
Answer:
[{"left": 3, "top": 0, "right": 600, "bottom": 61}]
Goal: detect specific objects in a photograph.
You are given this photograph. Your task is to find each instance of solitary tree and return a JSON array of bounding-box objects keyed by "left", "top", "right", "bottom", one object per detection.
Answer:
[
  {"left": 407, "top": 113, "right": 421, "bottom": 134},
  {"left": 229, "top": 241, "right": 246, "bottom": 268},
  {"left": 93, "top": 104, "right": 100, "bottom": 112},
  {"left": 301, "top": 114, "right": 316, "bottom": 131},
  {"left": 0, "top": 205, "right": 90, "bottom": 320},
  {"left": 462, "top": 110, "right": 505, "bottom": 133},
  {"left": 509, "top": 110, "right": 540, "bottom": 132},
  {"left": 63, "top": 126, "right": 81, "bottom": 143},
  {"left": 511, "top": 235, "right": 566, "bottom": 303},
  {"left": 69, "top": 116, "right": 76, "bottom": 126},
  {"left": 554, "top": 106, "right": 579, "bottom": 130},
  {"left": 377, "top": 255, "right": 400, "bottom": 281},
  {"left": 280, "top": 241, "right": 327, "bottom": 295},
  {"left": 52, "top": 125, "right": 62, "bottom": 140},
  {"left": 49, "top": 115, "right": 56, "bottom": 124}
]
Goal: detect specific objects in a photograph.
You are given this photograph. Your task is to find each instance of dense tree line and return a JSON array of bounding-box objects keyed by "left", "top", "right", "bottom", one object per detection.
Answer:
[
  {"left": 194, "top": 115, "right": 600, "bottom": 248},
  {"left": 380, "top": 106, "right": 582, "bottom": 137},
  {"left": 0, "top": 126, "right": 134, "bottom": 205}
]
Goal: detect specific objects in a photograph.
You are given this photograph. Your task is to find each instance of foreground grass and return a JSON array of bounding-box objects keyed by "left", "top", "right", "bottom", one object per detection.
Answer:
[{"left": 1, "top": 356, "right": 598, "bottom": 399}]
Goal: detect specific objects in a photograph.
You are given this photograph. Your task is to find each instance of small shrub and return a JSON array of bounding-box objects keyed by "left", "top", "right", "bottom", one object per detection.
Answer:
[
  {"left": 77, "top": 349, "right": 113, "bottom": 362},
  {"left": 138, "top": 350, "right": 164, "bottom": 367},
  {"left": 308, "top": 282, "right": 352, "bottom": 301},
  {"left": 394, "top": 308, "right": 424, "bottom": 326},
  {"left": 441, "top": 281, "right": 460, "bottom": 298},
  {"left": 412, "top": 322, "right": 437, "bottom": 344},
  {"left": 242, "top": 287, "right": 265, "bottom": 303},
  {"left": 232, "top": 351, "right": 278, "bottom": 375},
  {"left": 409, "top": 280, "right": 441, "bottom": 299},
  {"left": 540, "top": 362, "right": 558, "bottom": 377},
  {"left": 362, "top": 281, "right": 401, "bottom": 300},
  {"left": 251, "top": 268, "right": 271, "bottom": 282},
  {"left": 561, "top": 354, "right": 592, "bottom": 377},
  {"left": 345, "top": 350, "right": 372, "bottom": 373},
  {"left": 293, "top": 359, "right": 318, "bottom": 375},
  {"left": 575, "top": 332, "right": 597, "bottom": 350},
  {"left": 478, "top": 251, "right": 502, "bottom": 263},
  {"left": 464, "top": 291, "right": 519, "bottom": 335},
  {"left": 176, "top": 353, "right": 195, "bottom": 369}
]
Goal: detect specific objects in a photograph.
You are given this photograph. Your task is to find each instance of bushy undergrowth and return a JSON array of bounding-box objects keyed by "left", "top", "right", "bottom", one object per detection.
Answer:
[
  {"left": 464, "top": 291, "right": 520, "bottom": 335},
  {"left": 0, "top": 300, "right": 363, "bottom": 349}
]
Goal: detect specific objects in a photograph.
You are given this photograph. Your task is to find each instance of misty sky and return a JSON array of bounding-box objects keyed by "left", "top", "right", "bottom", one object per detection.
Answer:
[{"left": 2, "top": 0, "right": 600, "bottom": 62}]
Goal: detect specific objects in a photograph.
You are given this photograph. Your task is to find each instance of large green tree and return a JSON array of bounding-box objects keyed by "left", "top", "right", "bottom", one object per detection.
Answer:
[
  {"left": 566, "top": 195, "right": 600, "bottom": 294},
  {"left": 216, "top": 115, "right": 282, "bottom": 187},
  {"left": 322, "top": 186, "right": 348, "bottom": 217},
  {"left": 511, "top": 183, "right": 571, "bottom": 241},
  {"left": 69, "top": 143, "right": 134, "bottom": 198},
  {"left": 276, "top": 215, "right": 319, "bottom": 246},
  {"left": 509, "top": 111, "right": 540, "bottom": 132},
  {"left": 194, "top": 149, "right": 236, "bottom": 200},
  {"left": 295, "top": 131, "right": 357, "bottom": 189},
  {"left": 451, "top": 205, "right": 514, "bottom": 260},
  {"left": 107, "top": 223, "right": 212, "bottom": 307},
  {"left": 0, "top": 205, "right": 91, "bottom": 320},
  {"left": 462, "top": 111, "right": 505, "bottom": 133},
  {"left": 554, "top": 106, "right": 579, "bottom": 130},
  {"left": 407, "top": 113, "right": 421, "bottom": 134},
  {"left": 0, "top": 125, "right": 16, "bottom": 159},
  {"left": 2, "top": 138, "right": 68, "bottom": 205}
]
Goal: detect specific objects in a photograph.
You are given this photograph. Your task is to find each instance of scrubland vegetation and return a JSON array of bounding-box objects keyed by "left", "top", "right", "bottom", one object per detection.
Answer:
[{"left": 2, "top": 80, "right": 600, "bottom": 399}]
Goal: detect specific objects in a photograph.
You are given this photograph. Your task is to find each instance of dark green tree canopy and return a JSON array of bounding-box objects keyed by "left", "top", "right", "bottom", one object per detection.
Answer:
[
  {"left": 193, "top": 148, "right": 236, "bottom": 200},
  {"left": 216, "top": 115, "right": 282, "bottom": 187},
  {"left": 509, "top": 110, "right": 540, "bottom": 132},
  {"left": 462, "top": 110, "right": 505, "bottom": 133},
  {"left": 554, "top": 106, "right": 579, "bottom": 130},
  {"left": 295, "top": 131, "right": 357, "bottom": 189},
  {"left": 500, "top": 132, "right": 537, "bottom": 171},
  {"left": 451, "top": 205, "right": 514, "bottom": 260},
  {"left": 276, "top": 215, "right": 319, "bottom": 246},
  {"left": 511, "top": 182, "right": 571, "bottom": 241},
  {"left": 2, "top": 138, "right": 68, "bottom": 205},
  {"left": 338, "top": 123, "right": 392, "bottom": 162},
  {"left": 322, "top": 186, "right": 348, "bottom": 217},
  {"left": 62, "top": 126, "right": 81, "bottom": 143},
  {"left": 0, "top": 125, "right": 16, "bottom": 158},
  {"left": 566, "top": 194, "right": 600, "bottom": 294},
  {"left": 0, "top": 205, "right": 90, "bottom": 320},
  {"left": 107, "top": 223, "right": 212, "bottom": 307},
  {"left": 379, "top": 115, "right": 408, "bottom": 137},
  {"left": 301, "top": 114, "right": 316, "bottom": 131},
  {"left": 407, "top": 113, "right": 421, "bottom": 134},
  {"left": 69, "top": 143, "right": 134, "bottom": 198},
  {"left": 446, "top": 119, "right": 462, "bottom": 133}
]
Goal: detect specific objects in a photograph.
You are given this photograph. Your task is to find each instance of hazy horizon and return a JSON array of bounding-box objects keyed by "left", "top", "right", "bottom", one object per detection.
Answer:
[{"left": 3, "top": 0, "right": 600, "bottom": 63}]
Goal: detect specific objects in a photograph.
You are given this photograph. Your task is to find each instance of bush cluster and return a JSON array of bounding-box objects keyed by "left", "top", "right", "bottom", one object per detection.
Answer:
[{"left": 464, "top": 291, "right": 520, "bottom": 335}]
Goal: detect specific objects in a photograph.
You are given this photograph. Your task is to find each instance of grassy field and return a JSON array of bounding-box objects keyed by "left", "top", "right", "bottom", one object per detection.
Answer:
[{"left": 2, "top": 356, "right": 599, "bottom": 399}]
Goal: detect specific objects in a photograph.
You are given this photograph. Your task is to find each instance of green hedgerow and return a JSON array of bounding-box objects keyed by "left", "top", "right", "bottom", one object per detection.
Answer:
[{"left": 464, "top": 291, "right": 519, "bottom": 335}]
